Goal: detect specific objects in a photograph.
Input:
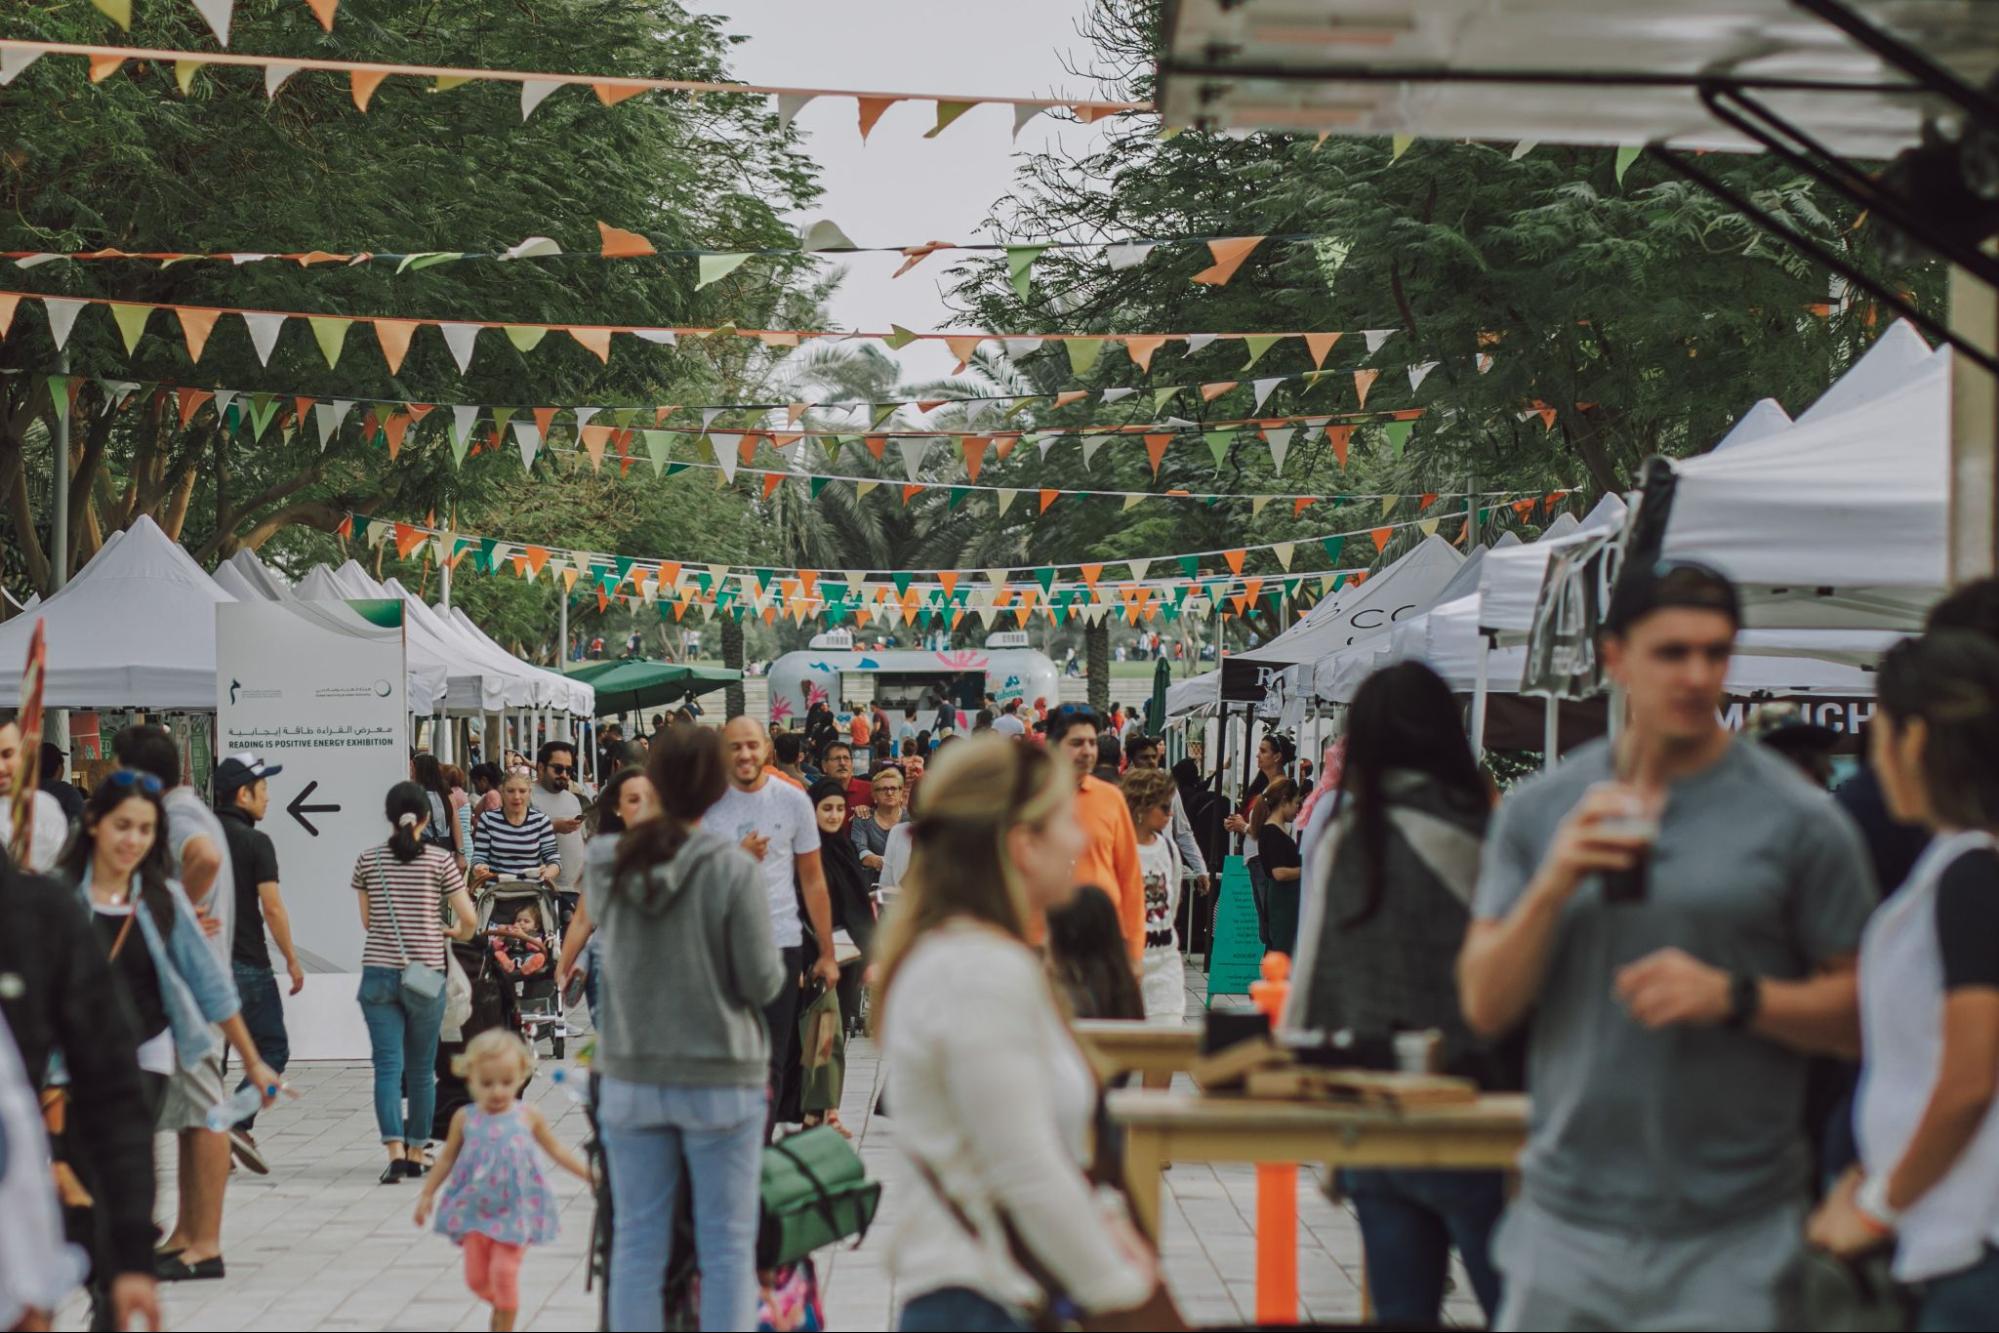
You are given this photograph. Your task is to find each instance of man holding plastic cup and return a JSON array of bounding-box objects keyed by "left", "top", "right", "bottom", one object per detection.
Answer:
[{"left": 1458, "top": 561, "right": 1876, "bottom": 1331}]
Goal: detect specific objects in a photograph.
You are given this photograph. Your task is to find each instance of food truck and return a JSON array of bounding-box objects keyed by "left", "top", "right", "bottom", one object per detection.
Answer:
[{"left": 766, "top": 630, "right": 1060, "bottom": 732}]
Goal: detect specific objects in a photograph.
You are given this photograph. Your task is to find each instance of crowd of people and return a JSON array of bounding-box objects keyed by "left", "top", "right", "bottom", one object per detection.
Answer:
[{"left": 9, "top": 560, "right": 1999, "bottom": 1331}]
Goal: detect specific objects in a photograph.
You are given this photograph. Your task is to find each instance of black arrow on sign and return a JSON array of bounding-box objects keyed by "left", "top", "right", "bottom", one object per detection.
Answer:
[{"left": 286, "top": 781, "right": 341, "bottom": 837}]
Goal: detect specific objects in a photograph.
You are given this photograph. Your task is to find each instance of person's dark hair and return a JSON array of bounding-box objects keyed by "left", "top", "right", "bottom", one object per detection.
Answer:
[
  {"left": 1260, "top": 732, "right": 1297, "bottom": 770},
  {"left": 39, "top": 742, "right": 65, "bottom": 784},
  {"left": 411, "top": 752, "right": 448, "bottom": 800},
  {"left": 1003, "top": 698, "right": 1020, "bottom": 715},
  {"left": 1041, "top": 702, "right": 1098, "bottom": 742},
  {"left": 915, "top": 729, "right": 932, "bottom": 755},
  {"left": 773, "top": 732, "right": 805, "bottom": 766},
  {"left": 903, "top": 706, "right": 918, "bottom": 719},
  {"left": 470, "top": 762, "right": 502, "bottom": 793},
  {"left": 1926, "top": 577, "right": 1999, "bottom": 640},
  {"left": 1248, "top": 777, "right": 1300, "bottom": 837},
  {"left": 821, "top": 738, "right": 852, "bottom": 764},
  {"left": 440, "top": 763, "right": 467, "bottom": 793},
  {"left": 383, "top": 781, "right": 431, "bottom": 862},
  {"left": 1097, "top": 731, "right": 1123, "bottom": 770},
  {"left": 973, "top": 709, "right": 994, "bottom": 731},
  {"left": 536, "top": 739, "right": 576, "bottom": 769},
  {"left": 612, "top": 726, "right": 730, "bottom": 895},
  {"left": 1045, "top": 886, "right": 1145, "bottom": 1020},
  {"left": 594, "top": 766, "right": 647, "bottom": 836},
  {"left": 59, "top": 777, "right": 178, "bottom": 935},
  {"left": 807, "top": 776, "right": 849, "bottom": 811},
  {"left": 1127, "top": 733, "right": 1161, "bottom": 763},
  {"left": 1877, "top": 630, "right": 1999, "bottom": 831},
  {"left": 1603, "top": 559, "right": 1741, "bottom": 637},
  {"left": 1336, "top": 661, "right": 1488, "bottom": 928},
  {"left": 112, "top": 723, "right": 182, "bottom": 789}
]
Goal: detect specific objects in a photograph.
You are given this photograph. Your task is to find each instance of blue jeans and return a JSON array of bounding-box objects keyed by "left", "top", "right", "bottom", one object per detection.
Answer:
[
  {"left": 1340, "top": 1168, "right": 1506, "bottom": 1323},
  {"left": 598, "top": 1077, "right": 765, "bottom": 1333},
  {"left": 1917, "top": 1246, "right": 1999, "bottom": 1332},
  {"left": 231, "top": 961, "right": 290, "bottom": 1131},
  {"left": 356, "top": 965, "right": 446, "bottom": 1145},
  {"left": 900, "top": 1287, "right": 1030, "bottom": 1332}
]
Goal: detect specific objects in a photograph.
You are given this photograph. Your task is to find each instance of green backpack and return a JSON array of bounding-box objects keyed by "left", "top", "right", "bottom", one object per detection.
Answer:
[{"left": 758, "top": 1126, "right": 882, "bottom": 1269}]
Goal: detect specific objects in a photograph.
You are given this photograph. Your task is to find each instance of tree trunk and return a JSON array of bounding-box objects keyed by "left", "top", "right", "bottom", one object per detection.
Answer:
[
  {"left": 1085, "top": 617, "right": 1110, "bottom": 715},
  {"left": 721, "top": 614, "right": 746, "bottom": 720}
]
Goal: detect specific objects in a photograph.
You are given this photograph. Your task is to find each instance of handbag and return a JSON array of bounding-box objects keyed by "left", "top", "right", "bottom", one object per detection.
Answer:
[
  {"left": 798, "top": 985, "right": 845, "bottom": 1116},
  {"left": 757, "top": 1125, "right": 881, "bottom": 1270},
  {"left": 438, "top": 946, "right": 474, "bottom": 1040},
  {"left": 1798, "top": 1248, "right": 1910, "bottom": 1332},
  {"left": 373, "top": 853, "right": 447, "bottom": 1001}
]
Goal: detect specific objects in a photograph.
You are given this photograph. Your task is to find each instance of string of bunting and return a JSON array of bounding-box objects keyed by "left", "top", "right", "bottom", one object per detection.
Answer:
[
  {"left": 348, "top": 497, "right": 1573, "bottom": 623},
  {"left": 0, "top": 39, "right": 1141, "bottom": 141},
  {"left": 88, "top": 0, "right": 339, "bottom": 41},
  {"left": 0, "top": 287, "right": 1412, "bottom": 375}
]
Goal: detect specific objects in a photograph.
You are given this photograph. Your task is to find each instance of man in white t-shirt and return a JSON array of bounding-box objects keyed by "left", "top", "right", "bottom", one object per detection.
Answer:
[
  {"left": 0, "top": 714, "right": 69, "bottom": 872},
  {"left": 991, "top": 698, "right": 1028, "bottom": 737},
  {"left": 712, "top": 716, "right": 839, "bottom": 1130},
  {"left": 530, "top": 740, "right": 587, "bottom": 920}
]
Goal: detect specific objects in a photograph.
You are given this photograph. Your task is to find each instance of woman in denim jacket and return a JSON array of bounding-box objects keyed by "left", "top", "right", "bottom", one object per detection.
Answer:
[{"left": 57, "top": 772, "right": 280, "bottom": 1115}]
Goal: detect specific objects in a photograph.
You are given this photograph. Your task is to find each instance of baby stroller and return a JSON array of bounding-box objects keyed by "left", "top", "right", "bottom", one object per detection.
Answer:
[{"left": 477, "top": 878, "right": 574, "bottom": 1059}]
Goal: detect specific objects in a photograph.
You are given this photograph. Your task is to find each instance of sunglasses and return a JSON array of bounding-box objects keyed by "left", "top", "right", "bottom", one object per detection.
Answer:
[
  {"left": 507, "top": 765, "right": 534, "bottom": 777},
  {"left": 105, "top": 768, "right": 165, "bottom": 795},
  {"left": 545, "top": 763, "right": 574, "bottom": 775}
]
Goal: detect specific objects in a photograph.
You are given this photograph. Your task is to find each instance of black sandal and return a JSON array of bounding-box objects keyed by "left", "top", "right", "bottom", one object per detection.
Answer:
[
  {"left": 156, "top": 1254, "right": 225, "bottom": 1282},
  {"left": 379, "top": 1161, "right": 403, "bottom": 1184}
]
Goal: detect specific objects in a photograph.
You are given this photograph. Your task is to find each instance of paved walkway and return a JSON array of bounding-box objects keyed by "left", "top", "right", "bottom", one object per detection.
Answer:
[{"left": 60, "top": 980, "right": 1484, "bottom": 1330}]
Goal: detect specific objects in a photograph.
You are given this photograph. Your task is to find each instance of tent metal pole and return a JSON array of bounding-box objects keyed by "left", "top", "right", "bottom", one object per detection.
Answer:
[
  {"left": 1543, "top": 694, "right": 1559, "bottom": 768},
  {"left": 440, "top": 555, "right": 452, "bottom": 615},
  {"left": 1471, "top": 637, "right": 1492, "bottom": 762}
]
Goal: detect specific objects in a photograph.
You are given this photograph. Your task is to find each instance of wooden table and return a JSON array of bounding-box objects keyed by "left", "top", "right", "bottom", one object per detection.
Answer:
[
  {"left": 1072, "top": 1020, "right": 1203, "bottom": 1090},
  {"left": 1109, "top": 1089, "right": 1529, "bottom": 1239}
]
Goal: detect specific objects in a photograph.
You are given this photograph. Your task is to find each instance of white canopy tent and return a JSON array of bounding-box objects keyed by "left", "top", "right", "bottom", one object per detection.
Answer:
[
  {"left": 1479, "top": 494, "right": 1631, "bottom": 644},
  {"left": 440, "top": 604, "right": 592, "bottom": 720},
  {"left": 299, "top": 563, "right": 519, "bottom": 714},
  {"left": 1314, "top": 533, "right": 1524, "bottom": 706},
  {"left": 1163, "top": 667, "right": 1221, "bottom": 723},
  {"left": 0, "top": 517, "right": 232, "bottom": 709},
  {"left": 214, "top": 553, "right": 448, "bottom": 717}
]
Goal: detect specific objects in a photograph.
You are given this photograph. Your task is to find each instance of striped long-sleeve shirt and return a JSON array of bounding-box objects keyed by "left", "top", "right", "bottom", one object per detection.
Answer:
[{"left": 472, "top": 807, "right": 560, "bottom": 879}]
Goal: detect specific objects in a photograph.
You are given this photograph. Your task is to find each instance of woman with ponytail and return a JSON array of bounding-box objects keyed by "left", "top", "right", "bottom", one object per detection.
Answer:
[
  {"left": 878, "top": 734, "right": 1180, "bottom": 1332},
  {"left": 352, "top": 781, "right": 478, "bottom": 1184},
  {"left": 591, "top": 726, "right": 787, "bottom": 1333}
]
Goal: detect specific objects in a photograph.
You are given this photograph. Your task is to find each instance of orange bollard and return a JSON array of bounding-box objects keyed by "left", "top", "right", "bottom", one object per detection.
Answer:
[{"left": 1248, "top": 953, "right": 1297, "bottom": 1326}]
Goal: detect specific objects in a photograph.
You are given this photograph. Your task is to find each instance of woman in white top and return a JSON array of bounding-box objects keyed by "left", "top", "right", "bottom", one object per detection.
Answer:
[
  {"left": 876, "top": 734, "right": 1177, "bottom": 1331},
  {"left": 1808, "top": 631, "right": 1999, "bottom": 1330}
]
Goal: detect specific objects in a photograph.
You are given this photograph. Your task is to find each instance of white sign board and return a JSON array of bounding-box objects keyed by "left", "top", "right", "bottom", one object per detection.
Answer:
[{"left": 218, "top": 598, "right": 408, "bottom": 1059}]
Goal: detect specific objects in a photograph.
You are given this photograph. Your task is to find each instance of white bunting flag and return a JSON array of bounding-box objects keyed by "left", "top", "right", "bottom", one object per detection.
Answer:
[
  {"left": 191, "top": 0, "right": 234, "bottom": 45},
  {"left": 243, "top": 312, "right": 285, "bottom": 366},
  {"left": 439, "top": 323, "right": 480, "bottom": 374},
  {"left": 314, "top": 399, "right": 354, "bottom": 449},
  {"left": 1105, "top": 242, "right": 1156, "bottom": 270},
  {"left": 1183, "top": 333, "right": 1218, "bottom": 356},
  {"left": 520, "top": 80, "right": 561, "bottom": 121},
  {"left": 42, "top": 298, "right": 84, "bottom": 350},
  {"left": 264, "top": 62, "right": 298, "bottom": 98},
  {"left": 1407, "top": 361, "right": 1439, "bottom": 392},
  {"left": 513, "top": 421, "right": 542, "bottom": 470},
  {"left": 1363, "top": 328, "right": 1397, "bottom": 354}
]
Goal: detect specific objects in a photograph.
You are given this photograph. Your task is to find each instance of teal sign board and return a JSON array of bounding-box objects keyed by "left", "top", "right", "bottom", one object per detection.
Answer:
[{"left": 1205, "top": 855, "right": 1263, "bottom": 1006}]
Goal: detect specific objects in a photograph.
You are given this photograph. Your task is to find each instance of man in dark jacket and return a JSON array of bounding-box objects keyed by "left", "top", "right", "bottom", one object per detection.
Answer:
[{"left": 0, "top": 854, "right": 160, "bottom": 1332}]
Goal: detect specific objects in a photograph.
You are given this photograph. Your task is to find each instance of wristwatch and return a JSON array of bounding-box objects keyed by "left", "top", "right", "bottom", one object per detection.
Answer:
[{"left": 1723, "top": 971, "right": 1761, "bottom": 1029}]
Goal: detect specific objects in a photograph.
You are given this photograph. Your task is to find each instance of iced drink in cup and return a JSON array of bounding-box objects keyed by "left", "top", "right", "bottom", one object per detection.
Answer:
[{"left": 1595, "top": 786, "right": 1660, "bottom": 904}]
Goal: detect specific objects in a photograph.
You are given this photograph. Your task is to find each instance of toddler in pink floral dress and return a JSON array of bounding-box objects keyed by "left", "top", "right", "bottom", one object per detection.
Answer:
[{"left": 415, "top": 1032, "right": 590, "bottom": 1331}]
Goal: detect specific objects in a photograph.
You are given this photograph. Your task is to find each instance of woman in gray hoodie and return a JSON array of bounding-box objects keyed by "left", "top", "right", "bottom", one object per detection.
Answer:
[{"left": 587, "top": 725, "right": 786, "bottom": 1333}]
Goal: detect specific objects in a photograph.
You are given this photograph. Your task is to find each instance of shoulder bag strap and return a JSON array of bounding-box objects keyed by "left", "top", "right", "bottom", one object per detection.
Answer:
[{"left": 372, "top": 850, "right": 423, "bottom": 969}]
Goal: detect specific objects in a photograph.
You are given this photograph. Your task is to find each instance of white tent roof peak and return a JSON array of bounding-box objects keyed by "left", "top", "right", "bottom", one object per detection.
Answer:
[
  {"left": 1797, "top": 319, "right": 1935, "bottom": 424},
  {"left": 1712, "top": 398, "right": 1794, "bottom": 453}
]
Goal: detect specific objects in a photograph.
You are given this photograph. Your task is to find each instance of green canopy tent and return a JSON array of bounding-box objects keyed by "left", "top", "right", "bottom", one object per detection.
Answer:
[{"left": 563, "top": 659, "right": 739, "bottom": 716}]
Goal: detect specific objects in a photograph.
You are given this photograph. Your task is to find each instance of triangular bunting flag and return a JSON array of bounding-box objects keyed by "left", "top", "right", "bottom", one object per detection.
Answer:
[
  {"left": 1371, "top": 526, "right": 1393, "bottom": 552},
  {"left": 1065, "top": 338, "right": 1104, "bottom": 377},
  {"left": 1304, "top": 332, "right": 1341, "bottom": 368},
  {"left": 375, "top": 319, "right": 418, "bottom": 374},
  {"left": 1191, "top": 236, "right": 1263, "bottom": 286},
  {"left": 1038, "top": 489, "right": 1059, "bottom": 514},
  {"left": 1325, "top": 424, "right": 1354, "bottom": 467},
  {"left": 568, "top": 327, "right": 612, "bottom": 363},
  {"left": 1264, "top": 425, "right": 1295, "bottom": 473},
  {"left": 1144, "top": 433, "right": 1172, "bottom": 476},
  {"left": 1241, "top": 335, "right": 1282, "bottom": 371},
  {"left": 857, "top": 97, "right": 900, "bottom": 142},
  {"left": 43, "top": 298, "right": 85, "bottom": 350},
  {"left": 1006, "top": 246, "right": 1046, "bottom": 300},
  {"left": 109, "top": 304, "right": 151, "bottom": 355},
  {"left": 1353, "top": 368, "right": 1380, "bottom": 408}
]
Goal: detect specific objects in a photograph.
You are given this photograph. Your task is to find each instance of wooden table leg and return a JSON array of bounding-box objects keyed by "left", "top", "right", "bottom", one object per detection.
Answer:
[
  {"left": 1123, "top": 1125, "right": 1165, "bottom": 1242},
  {"left": 1141, "top": 1069, "right": 1173, "bottom": 1091}
]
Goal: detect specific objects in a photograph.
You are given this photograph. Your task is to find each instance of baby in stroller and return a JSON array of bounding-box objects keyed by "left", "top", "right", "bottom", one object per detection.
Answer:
[{"left": 491, "top": 902, "right": 552, "bottom": 990}]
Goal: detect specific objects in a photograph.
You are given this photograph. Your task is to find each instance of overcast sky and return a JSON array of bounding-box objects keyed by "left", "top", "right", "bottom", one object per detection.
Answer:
[{"left": 684, "top": 0, "right": 1109, "bottom": 383}]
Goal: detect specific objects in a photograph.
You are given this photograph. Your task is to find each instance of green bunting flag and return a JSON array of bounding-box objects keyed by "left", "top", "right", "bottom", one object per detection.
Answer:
[
  {"left": 948, "top": 486, "right": 970, "bottom": 510},
  {"left": 809, "top": 475, "right": 832, "bottom": 498},
  {"left": 892, "top": 572, "right": 913, "bottom": 596},
  {"left": 1153, "top": 385, "right": 1181, "bottom": 413},
  {"left": 1614, "top": 143, "right": 1642, "bottom": 186},
  {"left": 1384, "top": 419, "right": 1415, "bottom": 459},
  {"left": 642, "top": 429, "right": 672, "bottom": 476},
  {"left": 1179, "top": 555, "right": 1199, "bottom": 579},
  {"left": 1006, "top": 245, "right": 1047, "bottom": 300},
  {"left": 696, "top": 253, "right": 752, "bottom": 288},
  {"left": 1034, "top": 567, "right": 1055, "bottom": 594},
  {"left": 1240, "top": 334, "right": 1282, "bottom": 371},
  {"left": 476, "top": 537, "right": 498, "bottom": 573},
  {"left": 1204, "top": 429, "right": 1232, "bottom": 469},
  {"left": 1066, "top": 338, "right": 1104, "bottom": 377},
  {"left": 1322, "top": 535, "right": 1346, "bottom": 565}
]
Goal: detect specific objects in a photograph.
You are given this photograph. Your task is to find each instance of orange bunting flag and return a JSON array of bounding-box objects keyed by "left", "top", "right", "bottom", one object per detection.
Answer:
[
  {"left": 306, "top": 0, "right": 339, "bottom": 31},
  {"left": 0, "top": 293, "right": 16, "bottom": 338},
  {"left": 1544, "top": 491, "right": 1566, "bottom": 512},
  {"left": 1304, "top": 332, "right": 1342, "bottom": 368},
  {"left": 1293, "top": 497, "right": 1315, "bottom": 517},
  {"left": 1124, "top": 335, "right": 1167, "bottom": 373},
  {"left": 738, "top": 434, "right": 761, "bottom": 464},
  {"left": 1223, "top": 549, "right": 1247, "bottom": 575},
  {"left": 1354, "top": 368, "right": 1380, "bottom": 409},
  {"left": 374, "top": 319, "right": 418, "bottom": 374},
  {"left": 1241, "top": 578, "right": 1264, "bottom": 606},
  {"left": 762, "top": 472, "right": 785, "bottom": 501},
  {"left": 568, "top": 327, "right": 612, "bottom": 363},
  {"left": 176, "top": 307, "right": 220, "bottom": 362},
  {"left": 893, "top": 241, "right": 955, "bottom": 278},
  {"left": 857, "top": 97, "right": 900, "bottom": 141},
  {"left": 89, "top": 56, "right": 125, "bottom": 83},
  {"left": 351, "top": 69, "right": 388, "bottom": 112},
  {"left": 1191, "top": 236, "right": 1264, "bottom": 286},
  {"left": 864, "top": 436, "right": 887, "bottom": 460},
  {"left": 393, "top": 523, "right": 424, "bottom": 558},
  {"left": 961, "top": 435, "right": 989, "bottom": 483},
  {"left": 937, "top": 571, "right": 959, "bottom": 597},
  {"left": 176, "top": 387, "right": 213, "bottom": 427},
  {"left": 597, "top": 221, "right": 656, "bottom": 258},
  {"left": 1200, "top": 381, "right": 1238, "bottom": 404},
  {"left": 381, "top": 413, "right": 411, "bottom": 459},
  {"left": 944, "top": 336, "right": 983, "bottom": 371},
  {"left": 902, "top": 484, "right": 924, "bottom": 506},
  {"left": 993, "top": 433, "right": 1018, "bottom": 462},
  {"left": 593, "top": 81, "right": 649, "bottom": 106},
  {"left": 1512, "top": 498, "right": 1537, "bottom": 518},
  {"left": 1419, "top": 492, "right": 1439, "bottom": 511},
  {"left": 581, "top": 424, "right": 614, "bottom": 471},
  {"left": 1325, "top": 424, "right": 1353, "bottom": 467},
  {"left": 1079, "top": 563, "right": 1103, "bottom": 588},
  {"left": 532, "top": 406, "right": 558, "bottom": 440},
  {"left": 658, "top": 561, "right": 682, "bottom": 589},
  {"left": 1144, "top": 433, "right": 1172, "bottom": 476},
  {"left": 1370, "top": 526, "right": 1393, "bottom": 552},
  {"left": 1039, "top": 488, "right": 1060, "bottom": 514},
  {"left": 1053, "top": 390, "right": 1088, "bottom": 409}
]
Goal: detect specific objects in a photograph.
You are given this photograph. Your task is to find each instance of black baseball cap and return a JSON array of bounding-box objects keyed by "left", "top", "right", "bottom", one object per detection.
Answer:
[
  {"left": 215, "top": 753, "right": 284, "bottom": 792},
  {"left": 1603, "top": 559, "right": 1741, "bottom": 636}
]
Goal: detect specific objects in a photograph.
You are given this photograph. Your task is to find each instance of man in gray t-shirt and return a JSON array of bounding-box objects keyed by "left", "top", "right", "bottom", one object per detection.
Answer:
[{"left": 1460, "top": 563, "right": 1875, "bottom": 1331}]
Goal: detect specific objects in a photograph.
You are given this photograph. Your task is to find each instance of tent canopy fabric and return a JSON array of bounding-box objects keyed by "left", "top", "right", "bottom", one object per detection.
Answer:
[
  {"left": 301, "top": 563, "right": 515, "bottom": 714},
  {"left": 442, "top": 605, "right": 592, "bottom": 718},
  {"left": 562, "top": 659, "right": 737, "bottom": 716},
  {"left": 0, "top": 516, "right": 232, "bottom": 709},
  {"left": 1164, "top": 667, "right": 1221, "bottom": 722},
  {"left": 1478, "top": 494, "right": 1629, "bottom": 641}
]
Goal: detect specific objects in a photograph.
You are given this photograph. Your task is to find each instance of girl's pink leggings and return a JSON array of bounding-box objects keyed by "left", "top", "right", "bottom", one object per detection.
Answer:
[{"left": 464, "top": 1232, "right": 526, "bottom": 1310}]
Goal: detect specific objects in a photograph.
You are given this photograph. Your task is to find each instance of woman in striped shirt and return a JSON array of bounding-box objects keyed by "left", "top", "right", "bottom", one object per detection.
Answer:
[
  {"left": 353, "top": 781, "right": 478, "bottom": 1184},
  {"left": 470, "top": 771, "right": 561, "bottom": 888}
]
